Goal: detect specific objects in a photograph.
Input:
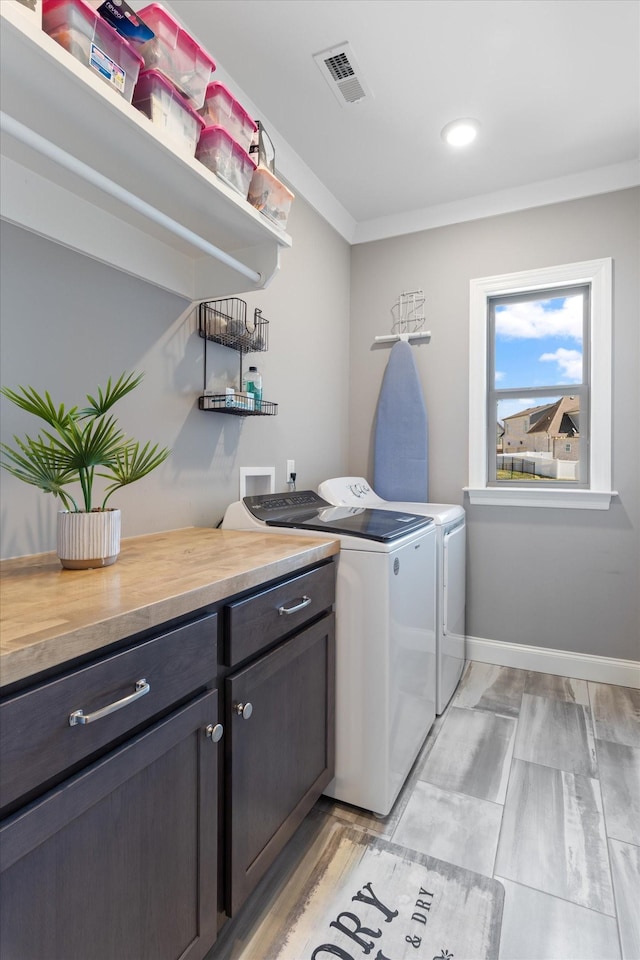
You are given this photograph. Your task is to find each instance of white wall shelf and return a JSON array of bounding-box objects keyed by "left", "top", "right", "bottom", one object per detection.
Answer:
[{"left": 0, "top": 5, "right": 292, "bottom": 302}]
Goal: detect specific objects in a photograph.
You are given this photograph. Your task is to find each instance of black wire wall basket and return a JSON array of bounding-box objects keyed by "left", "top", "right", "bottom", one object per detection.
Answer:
[
  {"left": 199, "top": 298, "right": 269, "bottom": 353},
  {"left": 198, "top": 396, "right": 278, "bottom": 416},
  {"left": 197, "top": 298, "right": 277, "bottom": 416}
]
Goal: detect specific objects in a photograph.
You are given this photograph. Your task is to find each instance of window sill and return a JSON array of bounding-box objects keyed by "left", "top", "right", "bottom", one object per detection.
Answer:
[{"left": 464, "top": 488, "right": 618, "bottom": 510}]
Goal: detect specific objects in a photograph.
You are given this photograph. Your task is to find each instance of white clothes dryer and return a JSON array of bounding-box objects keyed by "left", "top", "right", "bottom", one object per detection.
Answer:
[
  {"left": 222, "top": 491, "right": 437, "bottom": 816},
  {"left": 318, "top": 477, "right": 466, "bottom": 714}
]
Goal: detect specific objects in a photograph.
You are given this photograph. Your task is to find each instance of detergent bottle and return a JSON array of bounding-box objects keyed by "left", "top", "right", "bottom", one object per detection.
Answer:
[{"left": 242, "top": 365, "right": 262, "bottom": 411}]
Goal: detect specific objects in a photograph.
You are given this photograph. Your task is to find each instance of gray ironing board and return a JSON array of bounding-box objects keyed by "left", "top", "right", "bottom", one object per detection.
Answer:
[{"left": 373, "top": 340, "right": 428, "bottom": 501}]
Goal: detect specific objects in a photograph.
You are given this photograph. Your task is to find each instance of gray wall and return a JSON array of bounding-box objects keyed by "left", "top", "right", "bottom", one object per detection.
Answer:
[
  {"left": 2, "top": 186, "right": 638, "bottom": 663},
  {"left": 349, "top": 188, "right": 639, "bottom": 661},
  {"left": 0, "top": 193, "right": 351, "bottom": 557}
]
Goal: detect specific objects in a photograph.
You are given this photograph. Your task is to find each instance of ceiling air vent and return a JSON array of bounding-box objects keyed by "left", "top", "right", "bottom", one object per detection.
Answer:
[{"left": 313, "top": 43, "right": 371, "bottom": 106}]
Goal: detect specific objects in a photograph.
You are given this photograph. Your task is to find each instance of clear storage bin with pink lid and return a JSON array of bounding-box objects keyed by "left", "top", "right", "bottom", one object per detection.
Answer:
[
  {"left": 135, "top": 3, "right": 216, "bottom": 109},
  {"left": 198, "top": 82, "right": 258, "bottom": 154},
  {"left": 247, "top": 166, "right": 294, "bottom": 229},
  {"left": 196, "top": 126, "right": 256, "bottom": 198},
  {"left": 133, "top": 70, "right": 205, "bottom": 157},
  {"left": 42, "top": 0, "right": 144, "bottom": 103}
]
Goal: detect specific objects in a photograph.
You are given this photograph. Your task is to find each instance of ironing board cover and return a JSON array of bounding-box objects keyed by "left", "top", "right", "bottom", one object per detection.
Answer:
[{"left": 373, "top": 340, "right": 428, "bottom": 501}]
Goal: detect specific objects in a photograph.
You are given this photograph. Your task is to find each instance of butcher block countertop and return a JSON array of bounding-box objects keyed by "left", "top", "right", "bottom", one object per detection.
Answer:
[{"left": 0, "top": 527, "right": 339, "bottom": 689}]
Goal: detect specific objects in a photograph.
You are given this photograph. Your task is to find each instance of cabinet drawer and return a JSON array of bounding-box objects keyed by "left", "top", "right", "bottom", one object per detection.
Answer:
[
  {"left": 224, "top": 561, "right": 335, "bottom": 667},
  {"left": 0, "top": 613, "right": 217, "bottom": 812}
]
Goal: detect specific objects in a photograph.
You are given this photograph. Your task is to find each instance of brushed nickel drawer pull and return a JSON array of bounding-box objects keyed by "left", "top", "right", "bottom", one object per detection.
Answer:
[
  {"left": 69, "top": 679, "right": 150, "bottom": 726},
  {"left": 278, "top": 596, "right": 311, "bottom": 616}
]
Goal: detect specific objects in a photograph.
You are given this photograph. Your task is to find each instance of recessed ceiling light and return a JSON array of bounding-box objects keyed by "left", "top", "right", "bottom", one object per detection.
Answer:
[{"left": 441, "top": 118, "right": 480, "bottom": 146}]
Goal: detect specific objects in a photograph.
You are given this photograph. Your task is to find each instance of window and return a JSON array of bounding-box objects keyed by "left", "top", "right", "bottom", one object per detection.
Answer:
[
  {"left": 489, "top": 283, "right": 589, "bottom": 487},
  {"left": 467, "top": 258, "right": 615, "bottom": 509}
]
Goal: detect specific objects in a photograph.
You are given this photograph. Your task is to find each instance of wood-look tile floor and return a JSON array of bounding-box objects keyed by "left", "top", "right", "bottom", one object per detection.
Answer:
[{"left": 207, "top": 663, "right": 640, "bottom": 960}]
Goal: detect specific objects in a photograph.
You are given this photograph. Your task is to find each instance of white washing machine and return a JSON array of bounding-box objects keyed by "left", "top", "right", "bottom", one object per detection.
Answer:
[
  {"left": 318, "top": 477, "right": 466, "bottom": 714},
  {"left": 222, "top": 491, "right": 437, "bottom": 817}
]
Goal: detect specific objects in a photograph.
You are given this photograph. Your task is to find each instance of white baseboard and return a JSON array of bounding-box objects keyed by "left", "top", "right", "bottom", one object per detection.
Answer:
[{"left": 466, "top": 635, "right": 640, "bottom": 689}]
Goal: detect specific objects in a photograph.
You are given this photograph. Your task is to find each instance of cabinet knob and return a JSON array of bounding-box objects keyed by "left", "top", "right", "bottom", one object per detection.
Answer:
[
  {"left": 234, "top": 701, "right": 253, "bottom": 719},
  {"left": 205, "top": 723, "right": 224, "bottom": 742}
]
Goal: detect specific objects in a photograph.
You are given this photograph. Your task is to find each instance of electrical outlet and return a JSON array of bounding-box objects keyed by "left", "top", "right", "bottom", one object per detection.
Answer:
[{"left": 286, "top": 459, "right": 295, "bottom": 480}]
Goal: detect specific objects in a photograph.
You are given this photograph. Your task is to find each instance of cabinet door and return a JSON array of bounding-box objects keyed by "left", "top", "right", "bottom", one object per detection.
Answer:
[
  {"left": 225, "top": 613, "right": 335, "bottom": 915},
  {"left": 0, "top": 691, "right": 219, "bottom": 960}
]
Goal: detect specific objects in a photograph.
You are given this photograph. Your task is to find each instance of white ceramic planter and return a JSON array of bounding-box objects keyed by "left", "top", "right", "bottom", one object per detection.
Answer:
[{"left": 57, "top": 509, "right": 121, "bottom": 569}]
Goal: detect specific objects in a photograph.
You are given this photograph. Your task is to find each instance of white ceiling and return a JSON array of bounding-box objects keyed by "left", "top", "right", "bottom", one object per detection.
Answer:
[{"left": 162, "top": 0, "right": 639, "bottom": 242}]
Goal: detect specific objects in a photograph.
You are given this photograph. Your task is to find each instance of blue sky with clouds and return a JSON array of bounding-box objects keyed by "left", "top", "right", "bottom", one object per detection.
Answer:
[{"left": 494, "top": 293, "right": 583, "bottom": 420}]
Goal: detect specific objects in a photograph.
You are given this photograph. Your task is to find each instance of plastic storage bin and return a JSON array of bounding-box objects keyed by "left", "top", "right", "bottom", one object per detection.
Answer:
[
  {"left": 247, "top": 165, "right": 295, "bottom": 229},
  {"left": 196, "top": 126, "right": 256, "bottom": 197},
  {"left": 42, "top": 0, "right": 143, "bottom": 103},
  {"left": 135, "top": 3, "right": 216, "bottom": 109},
  {"left": 198, "top": 82, "right": 257, "bottom": 153},
  {"left": 133, "top": 70, "right": 205, "bottom": 156}
]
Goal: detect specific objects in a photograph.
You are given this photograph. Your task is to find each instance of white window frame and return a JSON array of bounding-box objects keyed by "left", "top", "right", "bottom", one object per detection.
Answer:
[{"left": 466, "top": 257, "right": 616, "bottom": 509}]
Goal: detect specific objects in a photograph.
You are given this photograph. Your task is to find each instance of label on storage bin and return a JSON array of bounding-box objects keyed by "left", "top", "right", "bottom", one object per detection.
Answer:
[
  {"left": 97, "top": 1, "right": 155, "bottom": 43},
  {"left": 90, "top": 43, "right": 126, "bottom": 94}
]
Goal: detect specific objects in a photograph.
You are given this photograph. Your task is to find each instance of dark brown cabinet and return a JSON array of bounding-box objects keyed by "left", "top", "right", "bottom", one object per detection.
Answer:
[
  {"left": 225, "top": 613, "right": 335, "bottom": 915},
  {"left": 0, "top": 614, "right": 220, "bottom": 960},
  {"left": 0, "top": 691, "right": 219, "bottom": 960},
  {"left": 0, "top": 557, "right": 336, "bottom": 956}
]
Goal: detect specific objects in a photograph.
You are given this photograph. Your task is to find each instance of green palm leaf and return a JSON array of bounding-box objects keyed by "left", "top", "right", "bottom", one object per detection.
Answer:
[
  {"left": 0, "top": 385, "right": 75, "bottom": 428},
  {"left": 43, "top": 414, "right": 127, "bottom": 469},
  {"left": 0, "top": 436, "right": 79, "bottom": 510},
  {"left": 79, "top": 371, "right": 144, "bottom": 418},
  {"left": 99, "top": 441, "right": 170, "bottom": 507}
]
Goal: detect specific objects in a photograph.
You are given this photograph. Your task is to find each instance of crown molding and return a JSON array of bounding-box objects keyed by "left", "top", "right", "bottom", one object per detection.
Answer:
[{"left": 350, "top": 160, "right": 640, "bottom": 245}]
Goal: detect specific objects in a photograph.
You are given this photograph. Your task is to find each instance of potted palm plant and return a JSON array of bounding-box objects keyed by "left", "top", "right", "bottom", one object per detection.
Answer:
[{"left": 1, "top": 371, "right": 170, "bottom": 569}]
